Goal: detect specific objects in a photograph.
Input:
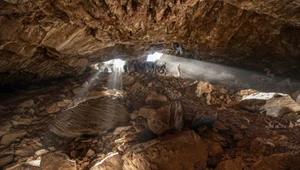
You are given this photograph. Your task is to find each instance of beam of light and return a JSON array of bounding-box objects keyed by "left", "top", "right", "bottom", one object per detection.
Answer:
[
  {"left": 147, "top": 52, "right": 163, "bottom": 62},
  {"left": 106, "top": 59, "right": 125, "bottom": 90},
  {"left": 159, "top": 54, "right": 299, "bottom": 94}
]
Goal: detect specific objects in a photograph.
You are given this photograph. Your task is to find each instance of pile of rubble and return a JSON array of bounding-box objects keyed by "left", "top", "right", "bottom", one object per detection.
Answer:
[{"left": 0, "top": 72, "right": 299, "bottom": 169}]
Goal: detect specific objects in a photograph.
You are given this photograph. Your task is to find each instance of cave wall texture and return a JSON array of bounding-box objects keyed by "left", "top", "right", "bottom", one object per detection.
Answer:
[{"left": 0, "top": 0, "right": 300, "bottom": 85}]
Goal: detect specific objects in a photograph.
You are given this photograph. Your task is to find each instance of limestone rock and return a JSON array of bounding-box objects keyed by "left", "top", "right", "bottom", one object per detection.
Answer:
[
  {"left": 35, "top": 149, "right": 49, "bottom": 157},
  {"left": 216, "top": 157, "right": 245, "bottom": 170},
  {"left": 4, "top": 162, "right": 40, "bottom": 170},
  {"left": 122, "top": 130, "right": 208, "bottom": 170},
  {"left": 138, "top": 105, "right": 170, "bottom": 135},
  {"left": 49, "top": 97, "right": 129, "bottom": 137},
  {"left": 251, "top": 153, "right": 300, "bottom": 170},
  {"left": 18, "top": 99, "right": 34, "bottom": 108},
  {"left": 41, "top": 152, "right": 76, "bottom": 170},
  {"left": 45, "top": 103, "right": 61, "bottom": 114},
  {"left": 90, "top": 153, "right": 123, "bottom": 170},
  {"left": 145, "top": 91, "right": 168, "bottom": 105},
  {"left": 0, "top": 121, "right": 12, "bottom": 137},
  {"left": 138, "top": 102, "right": 183, "bottom": 135},
  {"left": 85, "top": 149, "right": 95, "bottom": 157},
  {"left": 292, "top": 90, "right": 300, "bottom": 104},
  {"left": 250, "top": 138, "right": 275, "bottom": 156},
  {"left": 208, "top": 142, "right": 224, "bottom": 157},
  {"left": 86, "top": 90, "right": 108, "bottom": 100},
  {"left": 0, "top": 130, "right": 27, "bottom": 146},
  {"left": 240, "top": 92, "right": 300, "bottom": 119},
  {"left": 15, "top": 146, "right": 35, "bottom": 157},
  {"left": 0, "top": 155, "right": 14, "bottom": 168},
  {"left": 213, "top": 121, "right": 229, "bottom": 131},
  {"left": 113, "top": 126, "right": 132, "bottom": 135}
]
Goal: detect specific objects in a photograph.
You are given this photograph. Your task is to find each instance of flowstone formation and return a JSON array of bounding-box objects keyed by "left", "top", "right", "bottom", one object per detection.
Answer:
[{"left": 0, "top": 70, "right": 299, "bottom": 170}]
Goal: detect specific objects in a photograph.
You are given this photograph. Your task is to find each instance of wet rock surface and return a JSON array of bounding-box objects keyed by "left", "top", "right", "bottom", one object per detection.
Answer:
[{"left": 0, "top": 72, "right": 299, "bottom": 169}]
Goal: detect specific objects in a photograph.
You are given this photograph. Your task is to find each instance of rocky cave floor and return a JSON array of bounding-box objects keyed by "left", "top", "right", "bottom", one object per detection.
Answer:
[{"left": 0, "top": 71, "right": 300, "bottom": 170}]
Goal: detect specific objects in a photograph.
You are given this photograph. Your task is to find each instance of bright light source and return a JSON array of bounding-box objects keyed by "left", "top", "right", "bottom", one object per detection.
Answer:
[
  {"left": 113, "top": 59, "right": 125, "bottom": 67},
  {"left": 147, "top": 52, "right": 163, "bottom": 62}
]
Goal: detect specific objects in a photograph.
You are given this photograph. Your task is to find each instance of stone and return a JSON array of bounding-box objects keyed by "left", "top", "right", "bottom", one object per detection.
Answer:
[
  {"left": 219, "top": 88, "right": 229, "bottom": 94},
  {"left": 15, "top": 146, "right": 35, "bottom": 157},
  {"left": 208, "top": 142, "right": 224, "bottom": 157},
  {"left": 250, "top": 138, "right": 275, "bottom": 156},
  {"left": 122, "top": 131, "right": 208, "bottom": 170},
  {"left": 49, "top": 97, "right": 129, "bottom": 137},
  {"left": 18, "top": 99, "right": 34, "bottom": 108},
  {"left": 138, "top": 105, "right": 171, "bottom": 135},
  {"left": 41, "top": 152, "right": 76, "bottom": 170},
  {"left": 192, "top": 112, "right": 217, "bottom": 129},
  {"left": 0, "top": 121, "right": 12, "bottom": 137},
  {"left": 4, "top": 161, "right": 40, "bottom": 170},
  {"left": 90, "top": 153, "right": 123, "bottom": 170},
  {"left": 86, "top": 90, "right": 108, "bottom": 100},
  {"left": 45, "top": 103, "right": 61, "bottom": 114},
  {"left": 17, "top": 118, "right": 32, "bottom": 125},
  {"left": 233, "top": 133, "right": 244, "bottom": 141},
  {"left": 251, "top": 153, "right": 300, "bottom": 170},
  {"left": 85, "top": 149, "right": 95, "bottom": 157},
  {"left": 57, "top": 99, "right": 73, "bottom": 107},
  {"left": 239, "top": 92, "right": 300, "bottom": 119},
  {"left": 213, "top": 121, "right": 229, "bottom": 131},
  {"left": 72, "top": 87, "right": 88, "bottom": 95},
  {"left": 292, "top": 90, "right": 300, "bottom": 104},
  {"left": 122, "top": 74, "right": 135, "bottom": 86},
  {"left": 237, "top": 89, "right": 258, "bottom": 97},
  {"left": 35, "top": 149, "right": 49, "bottom": 157},
  {"left": 216, "top": 157, "right": 244, "bottom": 170},
  {"left": 0, "top": 130, "right": 27, "bottom": 146},
  {"left": 113, "top": 126, "right": 132, "bottom": 135},
  {"left": 145, "top": 91, "right": 168, "bottom": 105},
  {"left": 0, "top": 155, "right": 14, "bottom": 168}
]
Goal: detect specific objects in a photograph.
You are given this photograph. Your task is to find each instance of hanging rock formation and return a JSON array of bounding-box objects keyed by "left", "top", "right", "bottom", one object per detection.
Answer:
[{"left": 0, "top": 0, "right": 300, "bottom": 85}]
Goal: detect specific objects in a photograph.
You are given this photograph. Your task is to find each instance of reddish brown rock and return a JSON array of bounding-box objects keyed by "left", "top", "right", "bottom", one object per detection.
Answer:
[
  {"left": 122, "top": 130, "right": 208, "bottom": 170},
  {"left": 251, "top": 153, "right": 300, "bottom": 170}
]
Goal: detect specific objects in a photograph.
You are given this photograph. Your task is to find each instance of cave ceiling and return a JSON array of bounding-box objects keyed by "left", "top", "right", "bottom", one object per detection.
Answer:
[{"left": 0, "top": 0, "right": 300, "bottom": 85}]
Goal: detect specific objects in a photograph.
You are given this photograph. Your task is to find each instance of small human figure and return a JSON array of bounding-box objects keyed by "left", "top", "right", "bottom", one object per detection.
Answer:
[
  {"left": 264, "top": 68, "right": 275, "bottom": 78},
  {"left": 143, "top": 62, "right": 148, "bottom": 73},
  {"left": 133, "top": 61, "right": 138, "bottom": 72},
  {"left": 177, "top": 64, "right": 181, "bottom": 77},
  {"left": 123, "top": 63, "right": 128, "bottom": 73},
  {"left": 104, "top": 67, "right": 109, "bottom": 72},
  {"left": 160, "top": 62, "right": 167, "bottom": 75}
]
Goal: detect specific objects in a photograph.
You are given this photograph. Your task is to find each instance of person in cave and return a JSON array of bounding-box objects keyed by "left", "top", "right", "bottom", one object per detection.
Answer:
[
  {"left": 123, "top": 62, "right": 128, "bottom": 73},
  {"left": 104, "top": 67, "right": 109, "bottom": 72},
  {"left": 159, "top": 62, "right": 167, "bottom": 75},
  {"left": 151, "top": 61, "right": 157, "bottom": 74},
  {"left": 177, "top": 64, "right": 181, "bottom": 77}
]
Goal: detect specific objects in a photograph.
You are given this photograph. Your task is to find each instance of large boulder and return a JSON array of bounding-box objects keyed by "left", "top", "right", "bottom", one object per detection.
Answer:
[
  {"left": 251, "top": 153, "right": 300, "bottom": 170},
  {"left": 145, "top": 91, "right": 168, "bottom": 105},
  {"left": 239, "top": 92, "right": 300, "bottom": 120},
  {"left": 41, "top": 152, "right": 76, "bottom": 170},
  {"left": 185, "top": 81, "right": 213, "bottom": 105},
  {"left": 49, "top": 97, "right": 129, "bottom": 138},
  {"left": 0, "top": 130, "right": 27, "bottom": 147},
  {"left": 138, "top": 102, "right": 183, "bottom": 135},
  {"left": 122, "top": 130, "right": 208, "bottom": 170}
]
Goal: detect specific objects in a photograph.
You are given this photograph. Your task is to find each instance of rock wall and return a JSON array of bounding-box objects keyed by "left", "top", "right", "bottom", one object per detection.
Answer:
[{"left": 0, "top": 0, "right": 300, "bottom": 84}]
